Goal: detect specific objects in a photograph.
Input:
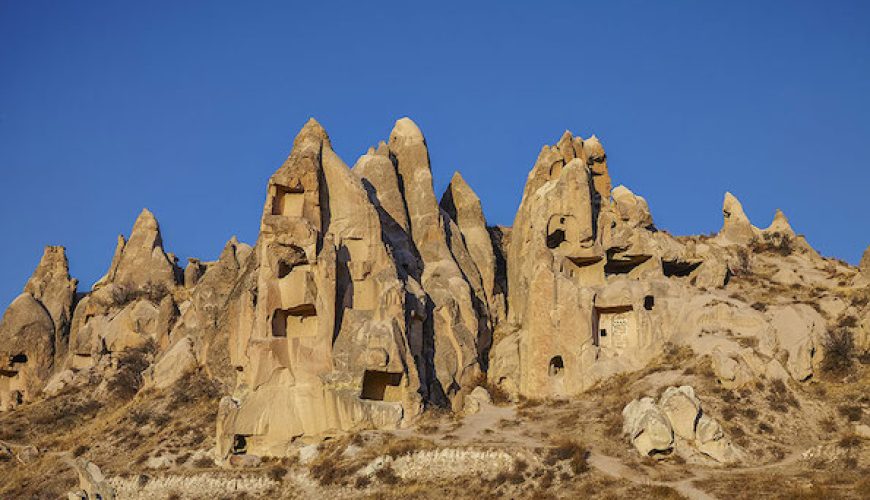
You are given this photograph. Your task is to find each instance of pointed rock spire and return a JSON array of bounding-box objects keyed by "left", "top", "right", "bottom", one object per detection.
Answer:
[
  {"left": 766, "top": 209, "right": 795, "bottom": 236},
  {"left": 440, "top": 171, "right": 505, "bottom": 326},
  {"left": 107, "top": 209, "right": 178, "bottom": 289},
  {"left": 23, "top": 246, "right": 77, "bottom": 360},
  {"left": 718, "top": 192, "right": 756, "bottom": 244}
]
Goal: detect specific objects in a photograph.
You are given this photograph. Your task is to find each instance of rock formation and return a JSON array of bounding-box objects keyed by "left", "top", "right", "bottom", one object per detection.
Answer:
[
  {"left": 623, "top": 386, "right": 741, "bottom": 463},
  {"left": 0, "top": 116, "right": 865, "bottom": 476},
  {"left": 0, "top": 246, "right": 77, "bottom": 410}
]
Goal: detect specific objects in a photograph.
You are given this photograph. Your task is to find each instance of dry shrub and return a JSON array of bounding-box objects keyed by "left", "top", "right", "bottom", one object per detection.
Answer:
[
  {"left": 751, "top": 233, "right": 794, "bottom": 256},
  {"left": 107, "top": 340, "right": 157, "bottom": 400},
  {"left": 645, "top": 485, "right": 684, "bottom": 499},
  {"left": 766, "top": 379, "right": 799, "bottom": 412},
  {"left": 268, "top": 465, "right": 287, "bottom": 482},
  {"left": 71, "top": 445, "right": 89, "bottom": 457},
  {"left": 821, "top": 329, "right": 854, "bottom": 377},
  {"left": 374, "top": 465, "right": 400, "bottom": 485},
  {"left": 192, "top": 456, "right": 215, "bottom": 468},
  {"left": 167, "top": 370, "right": 222, "bottom": 411},
  {"left": 110, "top": 282, "right": 170, "bottom": 306},
  {"left": 381, "top": 437, "right": 436, "bottom": 458},
  {"left": 545, "top": 439, "right": 589, "bottom": 475},
  {"left": 837, "top": 434, "right": 860, "bottom": 449},
  {"left": 837, "top": 405, "right": 862, "bottom": 422}
]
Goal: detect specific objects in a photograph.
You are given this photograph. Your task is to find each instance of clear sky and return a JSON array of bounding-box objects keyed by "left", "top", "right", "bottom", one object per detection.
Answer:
[{"left": 1, "top": 1, "right": 868, "bottom": 309}]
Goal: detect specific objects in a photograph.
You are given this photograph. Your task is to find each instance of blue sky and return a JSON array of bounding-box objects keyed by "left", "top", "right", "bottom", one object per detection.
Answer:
[{"left": 1, "top": 1, "right": 868, "bottom": 308}]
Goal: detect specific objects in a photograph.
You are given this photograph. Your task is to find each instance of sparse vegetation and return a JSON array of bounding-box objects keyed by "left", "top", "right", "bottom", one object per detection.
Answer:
[
  {"left": 821, "top": 329, "right": 854, "bottom": 377},
  {"left": 107, "top": 340, "right": 157, "bottom": 400}
]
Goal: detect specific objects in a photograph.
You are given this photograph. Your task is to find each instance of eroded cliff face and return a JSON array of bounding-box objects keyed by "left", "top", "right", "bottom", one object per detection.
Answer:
[{"left": 1, "top": 117, "right": 867, "bottom": 468}]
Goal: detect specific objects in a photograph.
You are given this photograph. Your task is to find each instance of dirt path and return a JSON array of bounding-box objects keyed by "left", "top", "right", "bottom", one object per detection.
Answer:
[{"left": 587, "top": 451, "right": 716, "bottom": 500}]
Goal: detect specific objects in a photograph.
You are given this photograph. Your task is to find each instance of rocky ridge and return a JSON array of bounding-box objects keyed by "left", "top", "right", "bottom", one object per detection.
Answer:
[{"left": 1, "top": 118, "right": 868, "bottom": 499}]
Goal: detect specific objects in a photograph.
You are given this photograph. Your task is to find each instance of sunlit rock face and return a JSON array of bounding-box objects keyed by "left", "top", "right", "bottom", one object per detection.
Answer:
[
  {"left": 216, "top": 120, "right": 420, "bottom": 456},
  {"left": 1, "top": 116, "right": 862, "bottom": 467}
]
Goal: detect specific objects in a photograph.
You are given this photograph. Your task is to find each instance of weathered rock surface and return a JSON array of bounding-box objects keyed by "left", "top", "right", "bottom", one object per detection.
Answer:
[
  {"left": 0, "top": 116, "right": 865, "bottom": 474},
  {"left": 624, "top": 386, "right": 740, "bottom": 463}
]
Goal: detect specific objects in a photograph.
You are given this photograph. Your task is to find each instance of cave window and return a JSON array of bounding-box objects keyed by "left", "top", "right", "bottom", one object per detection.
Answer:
[
  {"left": 599, "top": 328, "right": 607, "bottom": 337},
  {"left": 272, "top": 305, "right": 317, "bottom": 338},
  {"left": 232, "top": 435, "right": 248, "bottom": 455},
  {"left": 546, "top": 215, "right": 578, "bottom": 250},
  {"left": 546, "top": 229, "right": 566, "bottom": 249},
  {"left": 662, "top": 260, "right": 702, "bottom": 277},
  {"left": 548, "top": 356, "right": 564, "bottom": 377},
  {"left": 277, "top": 261, "right": 292, "bottom": 279},
  {"left": 360, "top": 370, "right": 403, "bottom": 402},
  {"left": 10, "top": 354, "right": 27, "bottom": 365},
  {"left": 644, "top": 296, "right": 655, "bottom": 310},
  {"left": 271, "top": 186, "right": 304, "bottom": 217}
]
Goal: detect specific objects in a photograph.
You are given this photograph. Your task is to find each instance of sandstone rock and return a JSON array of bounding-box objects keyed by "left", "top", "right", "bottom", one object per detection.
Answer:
[
  {"left": 622, "top": 397, "right": 674, "bottom": 457},
  {"left": 96, "top": 209, "right": 178, "bottom": 291},
  {"left": 389, "top": 118, "right": 485, "bottom": 407},
  {"left": 658, "top": 385, "right": 701, "bottom": 440},
  {"left": 718, "top": 192, "right": 757, "bottom": 244},
  {"left": 695, "top": 413, "right": 740, "bottom": 463},
  {"left": 860, "top": 245, "right": 870, "bottom": 280},
  {"left": 184, "top": 258, "right": 205, "bottom": 288},
  {"left": 217, "top": 119, "right": 426, "bottom": 457},
  {"left": 23, "top": 246, "right": 77, "bottom": 361},
  {"left": 143, "top": 336, "right": 197, "bottom": 390},
  {"left": 611, "top": 185, "right": 653, "bottom": 229},
  {"left": 69, "top": 458, "right": 115, "bottom": 500},
  {"left": 462, "top": 386, "right": 491, "bottom": 415},
  {"left": 0, "top": 293, "right": 55, "bottom": 410},
  {"left": 768, "top": 304, "right": 826, "bottom": 381},
  {"left": 441, "top": 171, "right": 505, "bottom": 329}
]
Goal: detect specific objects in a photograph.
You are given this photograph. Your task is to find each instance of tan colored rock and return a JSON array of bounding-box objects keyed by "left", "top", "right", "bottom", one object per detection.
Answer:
[
  {"left": 611, "top": 185, "right": 653, "bottom": 229},
  {"left": 768, "top": 304, "right": 826, "bottom": 381},
  {"left": 68, "top": 458, "right": 115, "bottom": 500},
  {"left": 622, "top": 397, "right": 674, "bottom": 457},
  {"left": 96, "top": 208, "right": 178, "bottom": 291},
  {"left": 217, "top": 119, "right": 424, "bottom": 457},
  {"left": 860, "top": 245, "right": 870, "bottom": 279},
  {"left": 388, "top": 118, "right": 484, "bottom": 407},
  {"left": 718, "top": 192, "right": 757, "bottom": 244},
  {"left": 441, "top": 171, "right": 505, "bottom": 329},
  {"left": 695, "top": 413, "right": 741, "bottom": 463},
  {"left": 658, "top": 385, "right": 701, "bottom": 440},
  {"left": 184, "top": 258, "right": 205, "bottom": 288},
  {"left": 0, "top": 293, "right": 55, "bottom": 410},
  {"left": 23, "top": 246, "right": 77, "bottom": 361},
  {"left": 462, "top": 386, "right": 491, "bottom": 415},
  {"left": 143, "top": 336, "right": 196, "bottom": 389}
]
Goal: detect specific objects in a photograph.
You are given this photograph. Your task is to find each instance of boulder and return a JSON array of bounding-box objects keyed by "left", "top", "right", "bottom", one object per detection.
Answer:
[
  {"left": 68, "top": 459, "right": 115, "bottom": 500},
  {"left": 143, "top": 336, "right": 197, "bottom": 390},
  {"left": 695, "top": 413, "right": 740, "bottom": 463},
  {"left": 622, "top": 397, "right": 674, "bottom": 457},
  {"left": 658, "top": 385, "right": 701, "bottom": 440},
  {"left": 463, "top": 386, "right": 492, "bottom": 415}
]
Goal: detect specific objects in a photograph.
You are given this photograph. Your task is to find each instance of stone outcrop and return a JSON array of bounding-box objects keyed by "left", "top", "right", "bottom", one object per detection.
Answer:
[
  {"left": 623, "top": 386, "right": 740, "bottom": 463},
  {"left": 67, "top": 458, "right": 115, "bottom": 500},
  {"left": 717, "top": 192, "right": 757, "bottom": 245},
  {"left": 23, "top": 246, "right": 77, "bottom": 360},
  {"left": 67, "top": 210, "right": 180, "bottom": 370},
  {"left": 0, "top": 246, "right": 77, "bottom": 410},
  {"left": 0, "top": 116, "right": 865, "bottom": 472},
  {"left": 94, "top": 209, "right": 178, "bottom": 291},
  {"left": 441, "top": 172, "right": 507, "bottom": 329},
  {"left": 217, "top": 119, "right": 429, "bottom": 457}
]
